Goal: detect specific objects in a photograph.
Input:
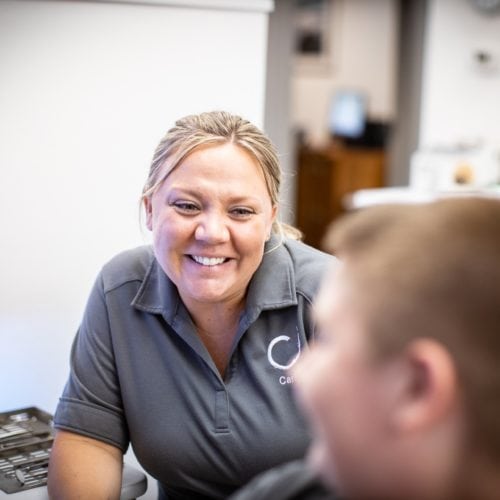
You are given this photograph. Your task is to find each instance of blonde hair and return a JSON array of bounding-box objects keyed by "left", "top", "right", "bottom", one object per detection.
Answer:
[
  {"left": 323, "top": 198, "right": 500, "bottom": 462},
  {"left": 142, "top": 110, "right": 301, "bottom": 240}
]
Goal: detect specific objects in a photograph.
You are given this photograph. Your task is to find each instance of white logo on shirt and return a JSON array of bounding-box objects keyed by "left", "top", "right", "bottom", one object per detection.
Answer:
[{"left": 267, "top": 329, "right": 301, "bottom": 370}]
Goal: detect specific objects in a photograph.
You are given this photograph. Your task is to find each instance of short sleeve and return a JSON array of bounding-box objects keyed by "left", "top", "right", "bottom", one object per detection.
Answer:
[{"left": 53, "top": 272, "right": 129, "bottom": 452}]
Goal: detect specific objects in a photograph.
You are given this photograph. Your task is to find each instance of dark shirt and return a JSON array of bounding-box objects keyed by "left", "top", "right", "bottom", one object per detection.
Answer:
[
  {"left": 54, "top": 236, "right": 334, "bottom": 499},
  {"left": 229, "top": 460, "right": 338, "bottom": 500}
]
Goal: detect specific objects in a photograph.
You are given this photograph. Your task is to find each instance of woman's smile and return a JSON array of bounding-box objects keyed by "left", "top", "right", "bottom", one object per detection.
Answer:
[
  {"left": 190, "top": 255, "right": 228, "bottom": 266},
  {"left": 184, "top": 254, "right": 234, "bottom": 273}
]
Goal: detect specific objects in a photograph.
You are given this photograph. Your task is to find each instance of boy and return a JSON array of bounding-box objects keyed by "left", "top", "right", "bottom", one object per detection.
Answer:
[{"left": 293, "top": 197, "right": 500, "bottom": 499}]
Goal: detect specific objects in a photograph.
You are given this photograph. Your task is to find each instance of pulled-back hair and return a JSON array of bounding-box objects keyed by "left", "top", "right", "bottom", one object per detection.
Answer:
[
  {"left": 142, "top": 110, "right": 301, "bottom": 240},
  {"left": 323, "top": 198, "right": 500, "bottom": 461}
]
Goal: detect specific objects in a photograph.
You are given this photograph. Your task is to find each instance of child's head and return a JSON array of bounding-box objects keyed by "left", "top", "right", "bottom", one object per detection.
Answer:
[{"left": 293, "top": 198, "right": 500, "bottom": 499}]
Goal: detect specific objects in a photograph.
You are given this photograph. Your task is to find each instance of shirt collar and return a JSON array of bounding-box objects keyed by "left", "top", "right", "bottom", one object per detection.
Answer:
[{"left": 131, "top": 234, "right": 297, "bottom": 324}]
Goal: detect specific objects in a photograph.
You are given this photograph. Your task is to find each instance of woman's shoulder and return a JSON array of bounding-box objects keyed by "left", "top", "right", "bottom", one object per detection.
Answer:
[
  {"left": 283, "top": 238, "right": 336, "bottom": 277},
  {"left": 282, "top": 238, "right": 337, "bottom": 300},
  {"left": 284, "top": 238, "right": 334, "bottom": 266},
  {"left": 99, "top": 245, "right": 155, "bottom": 293}
]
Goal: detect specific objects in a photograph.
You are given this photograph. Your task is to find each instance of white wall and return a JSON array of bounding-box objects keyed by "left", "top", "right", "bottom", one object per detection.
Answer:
[
  {"left": 419, "top": 0, "right": 500, "bottom": 148},
  {"left": 0, "top": 0, "right": 271, "bottom": 413},
  {"left": 291, "top": 0, "right": 399, "bottom": 145}
]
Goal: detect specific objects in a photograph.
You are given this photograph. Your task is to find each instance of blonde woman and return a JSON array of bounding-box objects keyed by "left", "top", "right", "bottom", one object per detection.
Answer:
[{"left": 48, "top": 111, "right": 333, "bottom": 499}]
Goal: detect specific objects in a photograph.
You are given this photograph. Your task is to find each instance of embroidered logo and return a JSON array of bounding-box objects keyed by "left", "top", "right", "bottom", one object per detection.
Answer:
[{"left": 267, "top": 328, "right": 301, "bottom": 371}]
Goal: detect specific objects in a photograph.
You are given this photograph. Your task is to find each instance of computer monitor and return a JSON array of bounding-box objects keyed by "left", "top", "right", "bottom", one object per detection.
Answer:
[{"left": 329, "top": 90, "right": 366, "bottom": 139}]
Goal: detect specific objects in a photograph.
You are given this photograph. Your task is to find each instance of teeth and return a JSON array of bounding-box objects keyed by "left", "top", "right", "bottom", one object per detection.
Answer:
[{"left": 192, "top": 256, "right": 227, "bottom": 266}]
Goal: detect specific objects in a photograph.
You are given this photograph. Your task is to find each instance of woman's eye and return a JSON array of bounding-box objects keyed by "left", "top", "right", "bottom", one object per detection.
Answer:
[
  {"left": 171, "top": 201, "right": 200, "bottom": 213},
  {"left": 230, "top": 207, "right": 255, "bottom": 218}
]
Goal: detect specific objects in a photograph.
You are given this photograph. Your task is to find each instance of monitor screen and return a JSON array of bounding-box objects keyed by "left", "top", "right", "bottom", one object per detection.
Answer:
[{"left": 329, "top": 90, "right": 366, "bottom": 139}]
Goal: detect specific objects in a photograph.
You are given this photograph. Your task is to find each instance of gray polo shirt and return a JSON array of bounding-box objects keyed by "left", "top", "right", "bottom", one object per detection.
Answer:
[{"left": 54, "top": 236, "right": 333, "bottom": 500}]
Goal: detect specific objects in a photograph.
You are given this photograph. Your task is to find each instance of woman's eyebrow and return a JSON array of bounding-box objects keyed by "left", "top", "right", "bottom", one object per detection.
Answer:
[{"left": 167, "top": 186, "right": 265, "bottom": 205}]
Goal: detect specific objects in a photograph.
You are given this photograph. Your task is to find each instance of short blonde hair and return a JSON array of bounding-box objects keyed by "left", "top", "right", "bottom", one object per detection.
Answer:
[
  {"left": 323, "top": 198, "right": 500, "bottom": 461},
  {"left": 142, "top": 111, "right": 301, "bottom": 240}
]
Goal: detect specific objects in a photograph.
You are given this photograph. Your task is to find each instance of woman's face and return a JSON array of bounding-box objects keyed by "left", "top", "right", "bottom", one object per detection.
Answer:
[{"left": 145, "top": 142, "right": 277, "bottom": 311}]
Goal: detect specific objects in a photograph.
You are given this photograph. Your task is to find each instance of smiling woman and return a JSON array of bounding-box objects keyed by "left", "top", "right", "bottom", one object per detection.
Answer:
[
  {"left": 144, "top": 142, "right": 276, "bottom": 322},
  {"left": 47, "top": 111, "right": 334, "bottom": 500}
]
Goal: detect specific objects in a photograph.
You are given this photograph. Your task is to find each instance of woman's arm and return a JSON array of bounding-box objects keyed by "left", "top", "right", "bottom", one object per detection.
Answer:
[{"left": 48, "top": 430, "right": 123, "bottom": 500}]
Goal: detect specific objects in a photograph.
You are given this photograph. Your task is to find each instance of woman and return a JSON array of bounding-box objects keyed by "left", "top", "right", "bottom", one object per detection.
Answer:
[{"left": 48, "top": 111, "right": 333, "bottom": 499}]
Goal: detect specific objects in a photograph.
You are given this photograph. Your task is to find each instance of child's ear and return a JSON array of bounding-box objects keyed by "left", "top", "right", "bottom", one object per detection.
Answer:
[{"left": 390, "top": 339, "right": 458, "bottom": 434}]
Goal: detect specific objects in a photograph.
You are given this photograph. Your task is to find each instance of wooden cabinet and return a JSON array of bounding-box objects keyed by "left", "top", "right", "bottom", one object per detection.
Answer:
[{"left": 296, "top": 143, "right": 385, "bottom": 249}]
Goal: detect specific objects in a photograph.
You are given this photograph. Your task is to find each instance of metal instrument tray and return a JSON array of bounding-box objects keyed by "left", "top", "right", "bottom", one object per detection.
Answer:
[{"left": 0, "top": 407, "right": 54, "bottom": 494}]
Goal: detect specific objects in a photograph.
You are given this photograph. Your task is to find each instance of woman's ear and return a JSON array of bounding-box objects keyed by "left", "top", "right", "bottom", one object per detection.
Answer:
[
  {"left": 265, "top": 205, "right": 278, "bottom": 240},
  {"left": 143, "top": 197, "right": 153, "bottom": 231},
  {"left": 391, "top": 339, "right": 458, "bottom": 435},
  {"left": 270, "top": 204, "right": 278, "bottom": 226},
  {"left": 272, "top": 204, "right": 278, "bottom": 220}
]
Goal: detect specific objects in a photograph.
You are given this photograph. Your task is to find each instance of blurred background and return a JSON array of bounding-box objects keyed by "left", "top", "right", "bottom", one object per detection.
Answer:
[{"left": 1, "top": 0, "right": 500, "bottom": 497}]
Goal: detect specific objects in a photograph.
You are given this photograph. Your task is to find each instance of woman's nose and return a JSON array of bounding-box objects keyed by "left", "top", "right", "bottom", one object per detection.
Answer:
[{"left": 194, "top": 213, "right": 230, "bottom": 244}]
